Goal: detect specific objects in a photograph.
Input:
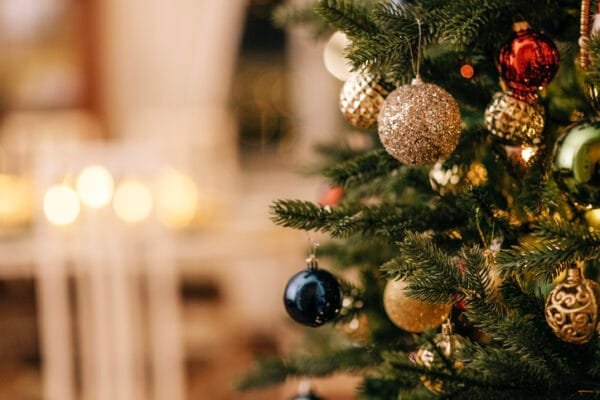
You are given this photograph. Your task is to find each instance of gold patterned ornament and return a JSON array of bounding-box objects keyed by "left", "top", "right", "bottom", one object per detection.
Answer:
[
  {"left": 383, "top": 279, "right": 452, "bottom": 332},
  {"left": 545, "top": 267, "right": 600, "bottom": 344},
  {"left": 339, "top": 71, "right": 389, "bottom": 129},
  {"left": 377, "top": 77, "right": 462, "bottom": 165},
  {"left": 484, "top": 92, "right": 545, "bottom": 145},
  {"left": 429, "top": 160, "right": 488, "bottom": 195},
  {"left": 415, "top": 320, "right": 464, "bottom": 394}
]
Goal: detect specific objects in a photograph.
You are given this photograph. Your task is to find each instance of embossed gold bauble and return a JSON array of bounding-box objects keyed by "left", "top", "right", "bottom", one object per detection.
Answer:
[
  {"left": 377, "top": 77, "right": 462, "bottom": 165},
  {"left": 552, "top": 121, "right": 600, "bottom": 208},
  {"left": 415, "top": 321, "right": 464, "bottom": 394},
  {"left": 429, "top": 161, "right": 488, "bottom": 195},
  {"left": 339, "top": 71, "right": 389, "bottom": 129},
  {"left": 545, "top": 267, "right": 600, "bottom": 344},
  {"left": 586, "top": 82, "right": 600, "bottom": 114},
  {"left": 383, "top": 279, "right": 452, "bottom": 332},
  {"left": 484, "top": 92, "right": 545, "bottom": 145}
]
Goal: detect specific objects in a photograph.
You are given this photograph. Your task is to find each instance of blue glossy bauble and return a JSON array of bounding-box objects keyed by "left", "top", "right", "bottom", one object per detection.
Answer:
[
  {"left": 292, "top": 393, "right": 323, "bottom": 400},
  {"left": 283, "top": 268, "right": 342, "bottom": 327}
]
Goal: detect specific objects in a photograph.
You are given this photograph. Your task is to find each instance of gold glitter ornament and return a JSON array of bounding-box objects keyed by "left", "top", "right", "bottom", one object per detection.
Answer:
[
  {"left": 383, "top": 279, "right": 452, "bottom": 332},
  {"left": 377, "top": 77, "right": 462, "bottom": 165},
  {"left": 484, "top": 92, "right": 545, "bottom": 145},
  {"left": 415, "top": 320, "right": 464, "bottom": 394},
  {"left": 339, "top": 71, "right": 389, "bottom": 129},
  {"left": 545, "top": 267, "right": 600, "bottom": 344}
]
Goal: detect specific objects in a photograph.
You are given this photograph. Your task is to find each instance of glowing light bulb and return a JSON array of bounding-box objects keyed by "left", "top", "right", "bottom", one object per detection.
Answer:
[
  {"left": 76, "top": 165, "right": 114, "bottom": 208},
  {"left": 113, "top": 179, "right": 153, "bottom": 223},
  {"left": 44, "top": 184, "right": 80, "bottom": 226},
  {"left": 521, "top": 146, "right": 536, "bottom": 162},
  {"left": 156, "top": 168, "right": 198, "bottom": 229}
]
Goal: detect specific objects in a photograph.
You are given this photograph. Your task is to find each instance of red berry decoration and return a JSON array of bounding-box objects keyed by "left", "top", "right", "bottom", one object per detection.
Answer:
[{"left": 498, "top": 21, "right": 559, "bottom": 101}]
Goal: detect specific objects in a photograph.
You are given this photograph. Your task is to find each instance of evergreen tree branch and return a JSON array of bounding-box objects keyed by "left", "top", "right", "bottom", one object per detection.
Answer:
[{"left": 234, "top": 346, "right": 380, "bottom": 390}]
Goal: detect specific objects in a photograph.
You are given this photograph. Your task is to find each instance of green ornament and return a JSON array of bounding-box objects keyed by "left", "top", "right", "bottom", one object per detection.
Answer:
[{"left": 553, "top": 121, "right": 600, "bottom": 208}]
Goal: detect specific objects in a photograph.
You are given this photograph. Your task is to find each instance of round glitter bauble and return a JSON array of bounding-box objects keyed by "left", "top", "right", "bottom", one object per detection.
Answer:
[
  {"left": 553, "top": 121, "right": 600, "bottom": 208},
  {"left": 498, "top": 22, "right": 559, "bottom": 100},
  {"left": 545, "top": 267, "right": 600, "bottom": 344},
  {"left": 283, "top": 259, "right": 342, "bottom": 327},
  {"left": 484, "top": 92, "right": 545, "bottom": 145},
  {"left": 415, "top": 321, "right": 464, "bottom": 394},
  {"left": 383, "top": 279, "right": 452, "bottom": 332},
  {"left": 377, "top": 77, "right": 462, "bottom": 165},
  {"left": 339, "top": 71, "right": 389, "bottom": 129}
]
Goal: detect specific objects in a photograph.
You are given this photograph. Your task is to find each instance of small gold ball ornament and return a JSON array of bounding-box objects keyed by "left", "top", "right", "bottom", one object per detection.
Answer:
[
  {"left": 429, "top": 160, "right": 488, "bottom": 195},
  {"left": 339, "top": 71, "right": 389, "bottom": 129},
  {"left": 545, "top": 267, "right": 600, "bottom": 344},
  {"left": 383, "top": 279, "right": 452, "bottom": 332},
  {"left": 484, "top": 92, "right": 545, "bottom": 145},
  {"left": 377, "top": 77, "right": 462, "bottom": 165},
  {"left": 415, "top": 320, "right": 464, "bottom": 394}
]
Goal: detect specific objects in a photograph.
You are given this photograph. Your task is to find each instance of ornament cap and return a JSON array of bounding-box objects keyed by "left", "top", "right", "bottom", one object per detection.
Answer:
[
  {"left": 306, "top": 255, "right": 319, "bottom": 270},
  {"left": 440, "top": 319, "right": 454, "bottom": 335},
  {"left": 513, "top": 21, "right": 531, "bottom": 33},
  {"left": 411, "top": 75, "right": 423, "bottom": 85},
  {"left": 566, "top": 266, "right": 583, "bottom": 281}
]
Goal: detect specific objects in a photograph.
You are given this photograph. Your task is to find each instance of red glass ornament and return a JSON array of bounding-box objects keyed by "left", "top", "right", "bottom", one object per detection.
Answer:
[
  {"left": 319, "top": 186, "right": 344, "bottom": 207},
  {"left": 460, "top": 64, "right": 475, "bottom": 79},
  {"left": 498, "top": 22, "right": 559, "bottom": 101}
]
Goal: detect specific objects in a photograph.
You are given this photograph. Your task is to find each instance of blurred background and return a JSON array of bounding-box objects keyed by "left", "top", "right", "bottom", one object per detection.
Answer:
[{"left": 0, "top": 0, "right": 359, "bottom": 399}]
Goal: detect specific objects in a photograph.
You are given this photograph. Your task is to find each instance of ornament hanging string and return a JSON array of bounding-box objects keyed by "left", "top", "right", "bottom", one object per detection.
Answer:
[
  {"left": 580, "top": 0, "right": 592, "bottom": 69},
  {"left": 405, "top": 18, "right": 424, "bottom": 80},
  {"left": 305, "top": 233, "right": 320, "bottom": 269}
]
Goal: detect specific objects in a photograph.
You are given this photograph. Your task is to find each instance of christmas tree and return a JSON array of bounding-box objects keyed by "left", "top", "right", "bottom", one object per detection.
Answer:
[{"left": 238, "top": 0, "right": 600, "bottom": 398}]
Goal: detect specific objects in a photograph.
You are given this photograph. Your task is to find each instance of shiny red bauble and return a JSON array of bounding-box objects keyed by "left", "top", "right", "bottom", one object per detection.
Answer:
[{"left": 498, "top": 22, "right": 559, "bottom": 101}]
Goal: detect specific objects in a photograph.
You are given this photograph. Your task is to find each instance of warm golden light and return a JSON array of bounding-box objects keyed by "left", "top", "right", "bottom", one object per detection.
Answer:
[
  {"left": 76, "top": 165, "right": 114, "bottom": 208},
  {"left": 0, "top": 174, "right": 33, "bottom": 229},
  {"left": 156, "top": 168, "right": 198, "bottom": 229},
  {"left": 113, "top": 179, "right": 153, "bottom": 223},
  {"left": 521, "top": 146, "right": 536, "bottom": 162},
  {"left": 44, "top": 184, "right": 80, "bottom": 226}
]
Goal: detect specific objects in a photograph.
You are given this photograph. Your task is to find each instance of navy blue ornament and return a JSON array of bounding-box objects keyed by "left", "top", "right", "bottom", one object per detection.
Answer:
[
  {"left": 283, "top": 257, "right": 342, "bottom": 327},
  {"left": 292, "top": 392, "right": 324, "bottom": 400}
]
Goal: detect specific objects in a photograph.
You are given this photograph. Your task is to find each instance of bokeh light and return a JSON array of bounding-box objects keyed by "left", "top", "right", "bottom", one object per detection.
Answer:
[
  {"left": 521, "top": 146, "right": 536, "bottom": 162},
  {"left": 156, "top": 167, "right": 198, "bottom": 230},
  {"left": 113, "top": 179, "right": 153, "bottom": 223},
  {"left": 44, "top": 184, "right": 80, "bottom": 226},
  {"left": 323, "top": 31, "right": 352, "bottom": 81},
  {"left": 76, "top": 165, "right": 114, "bottom": 208},
  {"left": 0, "top": 174, "right": 33, "bottom": 228}
]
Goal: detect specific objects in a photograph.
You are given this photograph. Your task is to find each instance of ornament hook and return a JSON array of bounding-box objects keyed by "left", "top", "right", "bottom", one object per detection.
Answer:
[{"left": 306, "top": 233, "right": 320, "bottom": 269}]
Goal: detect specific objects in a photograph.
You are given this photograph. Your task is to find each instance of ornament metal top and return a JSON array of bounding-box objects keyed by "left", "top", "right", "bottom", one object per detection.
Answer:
[
  {"left": 553, "top": 121, "right": 600, "bottom": 208},
  {"left": 377, "top": 76, "right": 462, "bottom": 165},
  {"left": 498, "top": 21, "right": 559, "bottom": 101},
  {"left": 545, "top": 267, "right": 600, "bottom": 344}
]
